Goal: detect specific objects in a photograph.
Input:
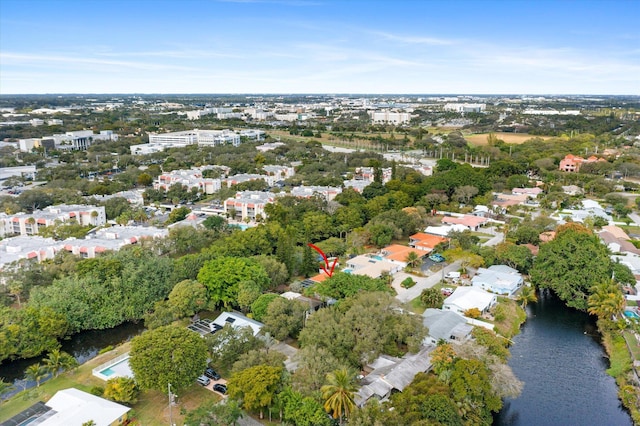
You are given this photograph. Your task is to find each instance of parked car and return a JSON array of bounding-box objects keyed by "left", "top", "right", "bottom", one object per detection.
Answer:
[
  {"left": 213, "top": 383, "right": 227, "bottom": 394},
  {"left": 196, "top": 375, "right": 211, "bottom": 386},
  {"left": 429, "top": 253, "right": 445, "bottom": 263},
  {"left": 205, "top": 367, "right": 220, "bottom": 380}
]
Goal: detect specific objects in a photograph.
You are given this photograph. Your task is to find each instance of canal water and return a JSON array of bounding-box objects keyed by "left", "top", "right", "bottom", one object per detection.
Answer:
[
  {"left": 0, "top": 321, "right": 144, "bottom": 385},
  {"left": 495, "top": 291, "right": 632, "bottom": 426}
]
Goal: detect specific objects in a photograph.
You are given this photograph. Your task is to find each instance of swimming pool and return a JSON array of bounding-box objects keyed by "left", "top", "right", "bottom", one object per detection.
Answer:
[
  {"left": 370, "top": 255, "right": 383, "bottom": 261},
  {"left": 92, "top": 354, "right": 133, "bottom": 381},
  {"left": 343, "top": 268, "right": 353, "bottom": 274},
  {"left": 100, "top": 367, "right": 116, "bottom": 376},
  {"left": 624, "top": 310, "right": 640, "bottom": 319}
]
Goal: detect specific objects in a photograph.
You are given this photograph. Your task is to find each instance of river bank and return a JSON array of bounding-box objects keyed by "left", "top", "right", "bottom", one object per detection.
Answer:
[
  {"left": 496, "top": 291, "right": 632, "bottom": 425},
  {"left": 600, "top": 322, "right": 640, "bottom": 424}
]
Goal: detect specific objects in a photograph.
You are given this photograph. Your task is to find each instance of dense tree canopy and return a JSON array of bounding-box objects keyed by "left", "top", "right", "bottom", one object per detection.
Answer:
[
  {"left": 531, "top": 224, "right": 612, "bottom": 310},
  {"left": 30, "top": 247, "right": 174, "bottom": 333},
  {"left": 312, "top": 272, "right": 392, "bottom": 300},
  {"left": 129, "top": 325, "right": 208, "bottom": 392},
  {"left": 299, "top": 292, "right": 424, "bottom": 367},
  {"left": 197, "top": 257, "right": 270, "bottom": 308}
]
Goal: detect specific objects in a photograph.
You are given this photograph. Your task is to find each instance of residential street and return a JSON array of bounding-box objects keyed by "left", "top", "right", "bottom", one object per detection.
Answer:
[{"left": 394, "top": 261, "right": 461, "bottom": 303}]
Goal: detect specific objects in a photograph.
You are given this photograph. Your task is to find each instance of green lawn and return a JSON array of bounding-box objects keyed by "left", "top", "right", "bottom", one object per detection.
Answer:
[{"left": 0, "top": 341, "right": 220, "bottom": 425}]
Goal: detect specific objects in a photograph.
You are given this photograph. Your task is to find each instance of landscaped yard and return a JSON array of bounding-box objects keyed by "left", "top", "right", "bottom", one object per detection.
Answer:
[{"left": 0, "top": 340, "right": 220, "bottom": 425}]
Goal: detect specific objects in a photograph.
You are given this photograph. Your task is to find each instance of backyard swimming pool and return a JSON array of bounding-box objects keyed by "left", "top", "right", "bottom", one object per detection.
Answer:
[{"left": 92, "top": 354, "right": 133, "bottom": 381}]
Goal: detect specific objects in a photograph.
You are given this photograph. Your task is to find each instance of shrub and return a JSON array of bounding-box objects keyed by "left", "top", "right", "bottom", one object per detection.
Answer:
[
  {"left": 464, "top": 308, "right": 482, "bottom": 319},
  {"left": 401, "top": 277, "right": 415, "bottom": 288}
]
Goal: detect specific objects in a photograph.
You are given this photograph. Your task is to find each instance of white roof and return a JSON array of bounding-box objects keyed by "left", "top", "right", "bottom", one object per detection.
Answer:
[
  {"left": 42, "top": 388, "right": 130, "bottom": 425},
  {"left": 444, "top": 286, "right": 496, "bottom": 311},
  {"left": 213, "top": 311, "right": 264, "bottom": 336},
  {"left": 424, "top": 224, "right": 467, "bottom": 237}
]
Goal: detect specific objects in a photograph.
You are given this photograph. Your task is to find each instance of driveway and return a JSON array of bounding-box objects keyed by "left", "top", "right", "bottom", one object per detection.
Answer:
[
  {"left": 394, "top": 261, "right": 461, "bottom": 303},
  {"left": 272, "top": 341, "right": 299, "bottom": 372}
]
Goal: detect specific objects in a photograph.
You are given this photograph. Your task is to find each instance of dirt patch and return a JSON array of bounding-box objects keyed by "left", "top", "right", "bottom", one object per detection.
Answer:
[{"left": 465, "top": 132, "right": 550, "bottom": 145}]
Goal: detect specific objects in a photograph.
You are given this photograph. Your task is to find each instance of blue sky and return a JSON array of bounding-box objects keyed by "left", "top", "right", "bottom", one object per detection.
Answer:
[{"left": 1, "top": 0, "right": 638, "bottom": 94}]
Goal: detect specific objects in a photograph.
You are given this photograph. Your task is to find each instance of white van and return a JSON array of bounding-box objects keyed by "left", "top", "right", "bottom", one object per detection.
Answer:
[{"left": 446, "top": 271, "right": 461, "bottom": 282}]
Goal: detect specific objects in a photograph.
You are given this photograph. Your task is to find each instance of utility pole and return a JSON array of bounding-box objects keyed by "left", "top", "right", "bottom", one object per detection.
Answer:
[{"left": 168, "top": 382, "right": 173, "bottom": 426}]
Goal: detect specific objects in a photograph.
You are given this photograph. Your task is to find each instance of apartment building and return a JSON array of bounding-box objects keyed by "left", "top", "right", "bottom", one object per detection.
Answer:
[
  {"left": 224, "top": 191, "right": 276, "bottom": 222},
  {"left": 154, "top": 168, "right": 222, "bottom": 195},
  {"left": 0, "top": 205, "right": 106, "bottom": 238}
]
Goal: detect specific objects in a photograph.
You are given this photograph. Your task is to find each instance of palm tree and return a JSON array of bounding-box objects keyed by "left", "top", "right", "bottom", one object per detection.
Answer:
[
  {"left": 25, "top": 363, "right": 48, "bottom": 388},
  {"left": 517, "top": 285, "right": 538, "bottom": 308},
  {"left": 44, "top": 349, "right": 77, "bottom": 377},
  {"left": 321, "top": 368, "right": 357, "bottom": 425},
  {"left": 405, "top": 251, "right": 422, "bottom": 270},
  {"left": 588, "top": 281, "right": 625, "bottom": 321},
  {"left": 44, "top": 349, "right": 63, "bottom": 377}
]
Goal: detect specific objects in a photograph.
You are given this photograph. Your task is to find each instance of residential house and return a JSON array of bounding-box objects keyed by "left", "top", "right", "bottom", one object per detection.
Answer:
[
  {"left": 599, "top": 225, "right": 640, "bottom": 255},
  {"left": 561, "top": 185, "right": 584, "bottom": 196},
  {"left": 559, "top": 154, "right": 607, "bottom": 172},
  {"left": 512, "top": 187, "right": 543, "bottom": 197},
  {"left": 345, "top": 254, "right": 400, "bottom": 279},
  {"left": 423, "top": 224, "right": 468, "bottom": 238},
  {"left": 471, "top": 265, "right": 524, "bottom": 296},
  {"left": 553, "top": 199, "right": 612, "bottom": 224},
  {"left": 3, "top": 388, "right": 130, "bottom": 426},
  {"left": 379, "top": 244, "right": 428, "bottom": 268},
  {"left": 188, "top": 311, "right": 265, "bottom": 338},
  {"left": 443, "top": 286, "right": 497, "bottom": 315},
  {"left": 422, "top": 308, "right": 473, "bottom": 345},
  {"left": 280, "top": 291, "right": 324, "bottom": 314},
  {"left": 212, "top": 311, "right": 264, "bottom": 336},
  {"left": 409, "top": 233, "right": 448, "bottom": 252},
  {"left": 355, "top": 346, "right": 433, "bottom": 407},
  {"left": 441, "top": 214, "right": 488, "bottom": 232}
]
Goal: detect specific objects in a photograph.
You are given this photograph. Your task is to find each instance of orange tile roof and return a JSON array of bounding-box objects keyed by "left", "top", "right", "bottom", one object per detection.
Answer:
[
  {"left": 409, "top": 233, "right": 448, "bottom": 249},
  {"left": 382, "top": 244, "right": 426, "bottom": 262},
  {"left": 309, "top": 272, "right": 330, "bottom": 282},
  {"left": 442, "top": 215, "right": 488, "bottom": 228}
]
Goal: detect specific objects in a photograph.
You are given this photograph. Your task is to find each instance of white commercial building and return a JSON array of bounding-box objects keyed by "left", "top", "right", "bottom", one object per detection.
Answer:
[
  {"left": 369, "top": 110, "right": 411, "bottom": 124},
  {"left": 443, "top": 103, "right": 486, "bottom": 113},
  {"left": 148, "top": 129, "right": 240, "bottom": 147}
]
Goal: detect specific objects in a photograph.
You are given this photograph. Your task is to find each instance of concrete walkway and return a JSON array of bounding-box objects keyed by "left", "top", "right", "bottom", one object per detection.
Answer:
[
  {"left": 395, "top": 261, "right": 461, "bottom": 303},
  {"left": 628, "top": 212, "right": 640, "bottom": 227}
]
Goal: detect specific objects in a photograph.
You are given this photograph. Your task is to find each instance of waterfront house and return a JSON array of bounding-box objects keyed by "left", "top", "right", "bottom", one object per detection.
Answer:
[
  {"left": 443, "top": 287, "right": 497, "bottom": 315},
  {"left": 471, "top": 265, "right": 524, "bottom": 296},
  {"left": 422, "top": 308, "right": 473, "bottom": 345},
  {"left": 4, "top": 388, "right": 130, "bottom": 426}
]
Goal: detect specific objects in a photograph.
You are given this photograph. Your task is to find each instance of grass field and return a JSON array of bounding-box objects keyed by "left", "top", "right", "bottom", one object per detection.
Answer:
[
  {"left": 0, "top": 340, "right": 220, "bottom": 425},
  {"left": 464, "top": 132, "right": 550, "bottom": 145}
]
